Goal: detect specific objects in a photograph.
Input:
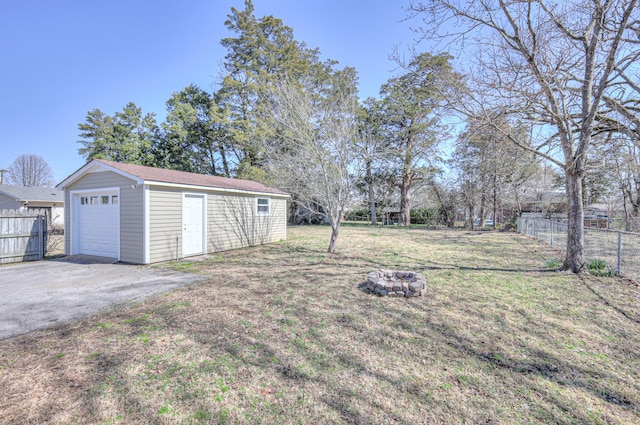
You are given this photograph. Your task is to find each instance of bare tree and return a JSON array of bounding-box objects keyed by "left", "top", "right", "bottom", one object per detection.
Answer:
[
  {"left": 604, "top": 135, "right": 640, "bottom": 229},
  {"left": 597, "top": 31, "right": 640, "bottom": 143},
  {"left": 220, "top": 196, "right": 276, "bottom": 248},
  {"left": 452, "top": 114, "right": 540, "bottom": 227},
  {"left": 427, "top": 176, "right": 458, "bottom": 228},
  {"left": 410, "top": 0, "right": 639, "bottom": 272},
  {"left": 6, "top": 154, "right": 54, "bottom": 187},
  {"left": 262, "top": 75, "right": 359, "bottom": 253}
]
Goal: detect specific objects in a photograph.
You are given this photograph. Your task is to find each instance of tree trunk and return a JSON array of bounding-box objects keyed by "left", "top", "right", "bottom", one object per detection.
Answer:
[
  {"left": 492, "top": 177, "right": 498, "bottom": 229},
  {"left": 367, "top": 161, "right": 377, "bottom": 225},
  {"left": 563, "top": 171, "right": 585, "bottom": 272},
  {"left": 479, "top": 194, "right": 485, "bottom": 227},
  {"left": 206, "top": 143, "right": 218, "bottom": 176},
  {"left": 218, "top": 139, "right": 231, "bottom": 177},
  {"left": 328, "top": 220, "right": 340, "bottom": 253},
  {"left": 399, "top": 172, "right": 411, "bottom": 226},
  {"left": 399, "top": 132, "right": 414, "bottom": 227}
]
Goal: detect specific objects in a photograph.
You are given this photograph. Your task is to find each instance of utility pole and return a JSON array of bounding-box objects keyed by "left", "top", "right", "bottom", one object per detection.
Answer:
[{"left": 0, "top": 169, "right": 8, "bottom": 185}]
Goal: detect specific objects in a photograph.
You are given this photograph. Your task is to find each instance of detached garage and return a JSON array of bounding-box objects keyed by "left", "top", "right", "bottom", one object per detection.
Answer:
[{"left": 56, "top": 159, "right": 289, "bottom": 264}]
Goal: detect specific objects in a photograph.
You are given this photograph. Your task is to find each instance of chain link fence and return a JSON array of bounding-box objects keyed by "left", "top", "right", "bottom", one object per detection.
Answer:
[
  {"left": 516, "top": 217, "right": 640, "bottom": 282},
  {"left": 609, "top": 217, "right": 640, "bottom": 232}
]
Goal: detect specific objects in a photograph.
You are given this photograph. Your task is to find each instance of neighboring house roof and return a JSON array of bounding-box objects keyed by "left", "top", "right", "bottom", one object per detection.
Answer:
[
  {"left": 0, "top": 185, "right": 64, "bottom": 203},
  {"left": 57, "top": 159, "right": 290, "bottom": 197},
  {"left": 522, "top": 191, "right": 567, "bottom": 204},
  {"left": 585, "top": 203, "right": 610, "bottom": 218}
]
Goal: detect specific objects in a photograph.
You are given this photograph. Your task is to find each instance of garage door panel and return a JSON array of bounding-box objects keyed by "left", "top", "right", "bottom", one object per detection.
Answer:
[{"left": 74, "top": 191, "right": 119, "bottom": 258}]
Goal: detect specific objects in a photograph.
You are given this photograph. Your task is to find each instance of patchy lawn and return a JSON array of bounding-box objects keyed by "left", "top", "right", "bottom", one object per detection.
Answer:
[{"left": 1, "top": 226, "right": 639, "bottom": 424}]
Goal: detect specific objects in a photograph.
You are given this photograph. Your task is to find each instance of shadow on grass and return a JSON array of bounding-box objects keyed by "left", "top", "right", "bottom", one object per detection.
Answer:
[
  {"left": 577, "top": 274, "right": 640, "bottom": 326},
  {"left": 3, "top": 227, "right": 640, "bottom": 424},
  {"left": 260, "top": 236, "right": 557, "bottom": 275},
  {"left": 381, "top": 298, "right": 639, "bottom": 423},
  {"left": 398, "top": 254, "right": 560, "bottom": 274}
]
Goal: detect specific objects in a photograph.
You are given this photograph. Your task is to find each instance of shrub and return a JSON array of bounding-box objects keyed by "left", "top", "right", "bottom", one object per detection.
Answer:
[
  {"left": 587, "top": 259, "right": 617, "bottom": 277},
  {"left": 544, "top": 259, "right": 562, "bottom": 269},
  {"left": 344, "top": 208, "right": 373, "bottom": 222},
  {"left": 410, "top": 208, "right": 440, "bottom": 225}
]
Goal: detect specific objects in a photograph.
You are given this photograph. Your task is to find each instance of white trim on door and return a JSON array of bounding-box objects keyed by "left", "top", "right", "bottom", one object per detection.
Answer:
[
  {"left": 182, "top": 192, "right": 206, "bottom": 258},
  {"left": 69, "top": 187, "right": 120, "bottom": 259},
  {"left": 143, "top": 185, "right": 150, "bottom": 264}
]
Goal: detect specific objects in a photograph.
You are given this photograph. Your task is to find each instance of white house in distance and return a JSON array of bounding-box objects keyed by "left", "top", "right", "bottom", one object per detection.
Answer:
[
  {"left": 56, "top": 159, "right": 289, "bottom": 264},
  {"left": 0, "top": 185, "right": 65, "bottom": 227}
]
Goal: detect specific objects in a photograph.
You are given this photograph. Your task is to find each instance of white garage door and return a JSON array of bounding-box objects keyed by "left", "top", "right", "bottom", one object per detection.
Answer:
[{"left": 74, "top": 191, "right": 119, "bottom": 258}]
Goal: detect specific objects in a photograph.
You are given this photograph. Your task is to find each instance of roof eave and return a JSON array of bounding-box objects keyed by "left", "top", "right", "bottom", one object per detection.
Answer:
[
  {"left": 24, "top": 199, "right": 64, "bottom": 204},
  {"left": 56, "top": 159, "right": 144, "bottom": 190},
  {"left": 143, "top": 180, "right": 290, "bottom": 198},
  {"left": 57, "top": 159, "right": 290, "bottom": 198},
  {"left": 0, "top": 191, "right": 21, "bottom": 202}
]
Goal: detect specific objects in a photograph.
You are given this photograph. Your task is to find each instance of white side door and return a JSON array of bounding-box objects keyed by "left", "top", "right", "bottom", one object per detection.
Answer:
[{"left": 182, "top": 194, "right": 205, "bottom": 257}]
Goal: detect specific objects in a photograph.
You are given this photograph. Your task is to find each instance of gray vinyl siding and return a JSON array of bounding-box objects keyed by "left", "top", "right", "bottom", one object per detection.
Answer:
[
  {"left": 63, "top": 168, "right": 287, "bottom": 264},
  {"left": 147, "top": 188, "right": 287, "bottom": 263},
  {"left": 64, "top": 190, "right": 73, "bottom": 255},
  {"left": 63, "top": 170, "right": 143, "bottom": 263},
  {"left": 208, "top": 193, "right": 287, "bottom": 252},
  {"left": 270, "top": 197, "right": 287, "bottom": 241},
  {"left": 119, "top": 185, "right": 144, "bottom": 263},
  {"left": 0, "top": 195, "right": 21, "bottom": 210},
  {"left": 148, "top": 187, "right": 183, "bottom": 263}
]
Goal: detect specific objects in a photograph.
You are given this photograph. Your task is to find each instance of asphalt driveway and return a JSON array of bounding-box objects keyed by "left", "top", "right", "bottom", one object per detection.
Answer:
[{"left": 0, "top": 256, "right": 205, "bottom": 340}]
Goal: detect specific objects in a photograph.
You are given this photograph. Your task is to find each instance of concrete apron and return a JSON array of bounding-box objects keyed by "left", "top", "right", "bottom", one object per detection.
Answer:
[{"left": 0, "top": 256, "right": 205, "bottom": 340}]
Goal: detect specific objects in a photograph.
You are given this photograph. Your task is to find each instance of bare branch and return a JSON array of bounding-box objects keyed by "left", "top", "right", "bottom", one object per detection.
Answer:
[
  {"left": 260, "top": 76, "right": 359, "bottom": 252},
  {"left": 6, "top": 154, "right": 54, "bottom": 187}
]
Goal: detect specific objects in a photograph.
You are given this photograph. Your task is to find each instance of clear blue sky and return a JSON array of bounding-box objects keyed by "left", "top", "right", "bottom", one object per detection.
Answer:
[{"left": 0, "top": 0, "right": 424, "bottom": 184}]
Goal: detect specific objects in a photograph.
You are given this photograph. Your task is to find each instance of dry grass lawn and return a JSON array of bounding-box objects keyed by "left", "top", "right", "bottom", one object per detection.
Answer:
[{"left": 1, "top": 226, "right": 640, "bottom": 424}]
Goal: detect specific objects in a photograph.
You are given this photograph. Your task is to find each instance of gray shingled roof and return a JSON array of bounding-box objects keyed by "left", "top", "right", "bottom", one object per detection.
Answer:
[
  {"left": 95, "top": 160, "right": 289, "bottom": 196},
  {"left": 0, "top": 185, "right": 64, "bottom": 202}
]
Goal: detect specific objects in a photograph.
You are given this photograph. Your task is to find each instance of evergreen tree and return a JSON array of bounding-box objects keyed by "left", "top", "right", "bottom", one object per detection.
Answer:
[
  {"left": 155, "top": 84, "right": 231, "bottom": 176},
  {"left": 378, "top": 53, "right": 461, "bottom": 226},
  {"left": 77, "top": 102, "right": 158, "bottom": 165},
  {"left": 218, "top": 0, "right": 330, "bottom": 179}
]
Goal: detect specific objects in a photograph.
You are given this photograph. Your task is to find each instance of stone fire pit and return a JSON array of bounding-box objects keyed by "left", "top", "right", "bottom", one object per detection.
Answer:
[{"left": 365, "top": 269, "right": 426, "bottom": 297}]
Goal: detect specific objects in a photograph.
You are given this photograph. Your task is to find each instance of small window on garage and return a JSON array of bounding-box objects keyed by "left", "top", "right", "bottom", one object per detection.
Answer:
[
  {"left": 80, "top": 196, "right": 88, "bottom": 205},
  {"left": 101, "top": 195, "right": 109, "bottom": 204},
  {"left": 90, "top": 196, "right": 98, "bottom": 205},
  {"left": 257, "top": 198, "right": 270, "bottom": 215},
  {"left": 112, "top": 195, "right": 118, "bottom": 204}
]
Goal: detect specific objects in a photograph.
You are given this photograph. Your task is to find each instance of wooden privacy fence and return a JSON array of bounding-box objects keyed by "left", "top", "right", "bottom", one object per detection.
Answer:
[{"left": 0, "top": 209, "right": 48, "bottom": 264}]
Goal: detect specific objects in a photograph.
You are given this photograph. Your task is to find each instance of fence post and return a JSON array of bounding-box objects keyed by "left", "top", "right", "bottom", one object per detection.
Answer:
[
  {"left": 38, "top": 214, "right": 43, "bottom": 260},
  {"left": 617, "top": 231, "right": 622, "bottom": 275},
  {"left": 550, "top": 221, "right": 554, "bottom": 247},
  {"left": 43, "top": 215, "right": 48, "bottom": 255}
]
